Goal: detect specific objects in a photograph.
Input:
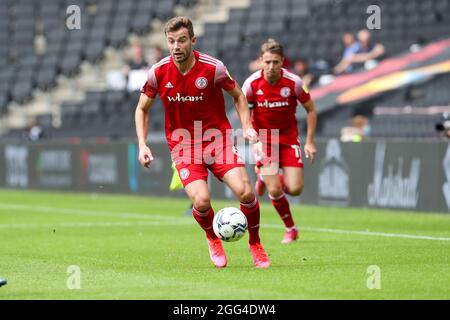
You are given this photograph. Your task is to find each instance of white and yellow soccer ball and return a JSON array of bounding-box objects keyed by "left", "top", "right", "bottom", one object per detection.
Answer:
[{"left": 213, "top": 207, "right": 248, "bottom": 242}]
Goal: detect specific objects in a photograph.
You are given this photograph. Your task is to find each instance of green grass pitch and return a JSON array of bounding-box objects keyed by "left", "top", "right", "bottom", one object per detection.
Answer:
[{"left": 0, "top": 189, "right": 449, "bottom": 299}]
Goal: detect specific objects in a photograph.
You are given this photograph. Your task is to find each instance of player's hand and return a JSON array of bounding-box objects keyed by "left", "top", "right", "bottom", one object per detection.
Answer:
[
  {"left": 304, "top": 142, "right": 316, "bottom": 164},
  {"left": 252, "top": 141, "right": 266, "bottom": 162},
  {"left": 138, "top": 145, "right": 154, "bottom": 168},
  {"left": 244, "top": 128, "right": 259, "bottom": 144}
]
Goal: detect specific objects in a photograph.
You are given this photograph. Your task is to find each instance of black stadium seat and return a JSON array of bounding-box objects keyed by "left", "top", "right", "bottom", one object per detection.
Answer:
[
  {"left": 36, "top": 69, "right": 57, "bottom": 91},
  {"left": 2, "top": 0, "right": 449, "bottom": 141}
]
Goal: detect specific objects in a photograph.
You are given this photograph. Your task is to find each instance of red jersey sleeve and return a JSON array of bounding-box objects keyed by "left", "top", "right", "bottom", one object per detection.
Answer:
[
  {"left": 214, "top": 61, "right": 236, "bottom": 91},
  {"left": 140, "top": 67, "right": 158, "bottom": 98},
  {"left": 241, "top": 77, "right": 254, "bottom": 108},
  {"left": 294, "top": 76, "right": 311, "bottom": 104}
]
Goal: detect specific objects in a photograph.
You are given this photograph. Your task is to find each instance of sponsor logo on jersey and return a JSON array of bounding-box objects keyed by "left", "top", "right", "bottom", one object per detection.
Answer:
[
  {"left": 256, "top": 100, "right": 289, "bottom": 108},
  {"left": 165, "top": 82, "right": 173, "bottom": 88},
  {"left": 195, "top": 77, "right": 208, "bottom": 89},
  {"left": 280, "top": 87, "right": 291, "bottom": 98},
  {"left": 256, "top": 89, "right": 264, "bottom": 95},
  {"left": 180, "top": 168, "right": 190, "bottom": 180},
  {"left": 167, "top": 92, "right": 204, "bottom": 102}
]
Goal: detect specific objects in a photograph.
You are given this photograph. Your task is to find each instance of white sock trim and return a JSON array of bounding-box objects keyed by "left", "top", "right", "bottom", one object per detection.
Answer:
[
  {"left": 269, "top": 193, "right": 285, "bottom": 201},
  {"left": 193, "top": 207, "right": 211, "bottom": 217},
  {"left": 240, "top": 197, "right": 258, "bottom": 209}
]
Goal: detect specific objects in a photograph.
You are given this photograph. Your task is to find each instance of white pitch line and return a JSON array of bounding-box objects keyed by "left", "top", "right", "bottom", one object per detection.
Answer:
[
  {"left": 0, "top": 203, "right": 182, "bottom": 221},
  {"left": 1, "top": 203, "right": 450, "bottom": 242},
  {"left": 0, "top": 220, "right": 193, "bottom": 229},
  {"left": 260, "top": 224, "right": 450, "bottom": 242}
]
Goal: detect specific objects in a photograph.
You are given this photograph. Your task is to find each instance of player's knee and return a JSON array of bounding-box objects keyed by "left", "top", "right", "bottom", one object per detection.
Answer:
[
  {"left": 267, "top": 185, "right": 284, "bottom": 199},
  {"left": 286, "top": 183, "right": 304, "bottom": 196},
  {"left": 268, "top": 187, "right": 283, "bottom": 198},
  {"left": 192, "top": 195, "right": 211, "bottom": 212},
  {"left": 236, "top": 186, "right": 254, "bottom": 203}
]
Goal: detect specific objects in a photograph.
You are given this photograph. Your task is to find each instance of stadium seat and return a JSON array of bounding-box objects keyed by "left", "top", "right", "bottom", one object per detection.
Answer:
[
  {"left": 131, "top": 12, "right": 153, "bottom": 34},
  {"left": 36, "top": 69, "right": 57, "bottom": 91},
  {"left": 11, "top": 80, "right": 33, "bottom": 104},
  {"left": 84, "top": 42, "right": 105, "bottom": 64},
  {"left": 4, "top": 0, "right": 448, "bottom": 142},
  {"left": 60, "top": 53, "right": 81, "bottom": 76}
]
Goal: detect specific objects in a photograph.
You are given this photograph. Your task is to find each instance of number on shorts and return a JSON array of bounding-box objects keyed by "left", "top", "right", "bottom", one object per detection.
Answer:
[{"left": 291, "top": 145, "right": 302, "bottom": 163}]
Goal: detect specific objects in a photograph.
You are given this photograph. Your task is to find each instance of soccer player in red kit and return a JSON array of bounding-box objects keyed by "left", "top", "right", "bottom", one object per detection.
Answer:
[
  {"left": 135, "top": 17, "right": 270, "bottom": 268},
  {"left": 242, "top": 39, "right": 317, "bottom": 244}
]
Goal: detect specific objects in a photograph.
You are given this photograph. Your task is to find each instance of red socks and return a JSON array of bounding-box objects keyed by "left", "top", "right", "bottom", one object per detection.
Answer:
[
  {"left": 193, "top": 197, "right": 263, "bottom": 244},
  {"left": 269, "top": 193, "right": 295, "bottom": 229},
  {"left": 240, "top": 196, "right": 261, "bottom": 244},
  {"left": 192, "top": 206, "right": 217, "bottom": 239}
]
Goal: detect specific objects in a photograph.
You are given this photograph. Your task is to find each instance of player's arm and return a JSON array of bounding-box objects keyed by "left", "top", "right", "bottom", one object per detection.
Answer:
[
  {"left": 135, "top": 93, "right": 155, "bottom": 168},
  {"left": 301, "top": 98, "right": 317, "bottom": 163},
  {"left": 226, "top": 84, "right": 258, "bottom": 143}
]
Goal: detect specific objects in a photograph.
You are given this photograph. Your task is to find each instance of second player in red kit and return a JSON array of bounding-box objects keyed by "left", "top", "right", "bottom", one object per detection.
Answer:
[{"left": 242, "top": 39, "right": 317, "bottom": 244}]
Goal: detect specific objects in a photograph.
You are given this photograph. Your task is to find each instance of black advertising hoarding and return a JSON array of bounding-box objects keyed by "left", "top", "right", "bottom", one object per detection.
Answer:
[
  {"left": 127, "top": 142, "right": 174, "bottom": 196},
  {"left": 0, "top": 140, "right": 449, "bottom": 213},
  {"left": 28, "top": 143, "right": 74, "bottom": 191},
  {"left": 75, "top": 143, "right": 129, "bottom": 193},
  {"left": 302, "top": 139, "right": 449, "bottom": 213},
  {"left": 2, "top": 144, "right": 30, "bottom": 189}
]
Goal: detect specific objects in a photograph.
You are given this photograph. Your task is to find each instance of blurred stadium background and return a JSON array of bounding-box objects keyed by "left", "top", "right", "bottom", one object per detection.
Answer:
[
  {"left": 1, "top": 0, "right": 450, "bottom": 300},
  {"left": 0, "top": 0, "right": 450, "bottom": 211}
]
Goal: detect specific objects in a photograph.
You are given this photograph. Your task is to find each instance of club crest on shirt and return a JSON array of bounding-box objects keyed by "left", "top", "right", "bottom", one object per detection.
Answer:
[
  {"left": 280, "top": 87, "right": 291, "bottom": 98},
  {"left": 195, "top": 77, "right": 208, "bottom": 89},
  {"left": 180, "top": 168, "right": 190, "bottom": 180}
]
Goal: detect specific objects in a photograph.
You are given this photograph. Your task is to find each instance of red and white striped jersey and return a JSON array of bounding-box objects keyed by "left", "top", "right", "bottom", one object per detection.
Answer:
[
  {"left": 141, "top": 50, "right": 236, "bottom": 151},
  {"left": 242, "top": 68, "right": 311, "bottom": 145}
]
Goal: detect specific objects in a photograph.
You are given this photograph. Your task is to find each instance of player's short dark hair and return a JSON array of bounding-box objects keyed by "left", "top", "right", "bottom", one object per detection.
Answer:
[
  {"left": 260, "top": 38, "right": 284, "bottom": 57},
  {"left": 164, "top": 16, "right": 194, "bottom": 38}
]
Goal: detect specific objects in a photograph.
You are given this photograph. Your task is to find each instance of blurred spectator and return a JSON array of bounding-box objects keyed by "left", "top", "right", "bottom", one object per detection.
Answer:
[
  {"left": 123, "top": 42, "right": 149, "bottom": 92},
  {"left": 293, "top": 58, "right": 315, "bottom": 88},
  {"left": 26, "top": 119, "right": 45, "bottom": 142},
  {"left": 149, "top": 45, "right": 166, "bottom": 64},
  {"left": 340, "top": 115, "right": 371, "bottom": 142},
  {"left": 334, "top": 29, "right": 385, "bottom": 74},
  {"left": 107, "top": 44, "right": 164, "bottom": 91},
  {"left": 333, "top": 32, "right": 359, "bottom": 74},
  {"left": 123, "top": 42, "right": 149, "bottom": 73},
  {"left": 435, "top": 112, "right": 450, "bottom": 139}
]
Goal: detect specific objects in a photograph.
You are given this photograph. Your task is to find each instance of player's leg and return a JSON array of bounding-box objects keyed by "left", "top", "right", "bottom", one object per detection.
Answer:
[
  {"left": 280, "top": 141, "right": 304, "bottom": 196},
  {"left": 282, "top": 166, "right": 304, "bottom": 196},
  {"left": 184, "top": 179, "right": 213, "bottom": 231},
  {"left": 254, "top": 163, "right": 266, "bottom": 196},
  {"left": 221, "top": 166, "right": 258, "bottom": 241},
  {"left": 261, "top": 167, "right": 298, "bottom": 244},
  {"left": 253, "top": 142, "right": 273, "bottom": 197},
  {"left": 178, "top": 164, "right": 227, "bottom": 268},
  {"left": 277, "top": 166, "right": 303, "bottom": 243},
  {"left": 267, "top": 143, "right": 303, "bottom": 243},
  {"left": 221, "top": 166, "right": 270, "bottom": 268}
]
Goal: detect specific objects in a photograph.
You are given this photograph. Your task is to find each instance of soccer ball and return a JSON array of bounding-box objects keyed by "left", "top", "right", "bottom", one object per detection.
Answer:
[{"left": 213, "top": 207, "right": 248, "bottom": 242}]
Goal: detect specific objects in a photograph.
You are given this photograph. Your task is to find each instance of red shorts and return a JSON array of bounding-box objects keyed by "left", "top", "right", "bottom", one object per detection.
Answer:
[
  {"left": 258, "top": 142, "right": 304, "bottom": 168},
  {"left": 173, "top": 144, "right": 245, "bottom": 187}
]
